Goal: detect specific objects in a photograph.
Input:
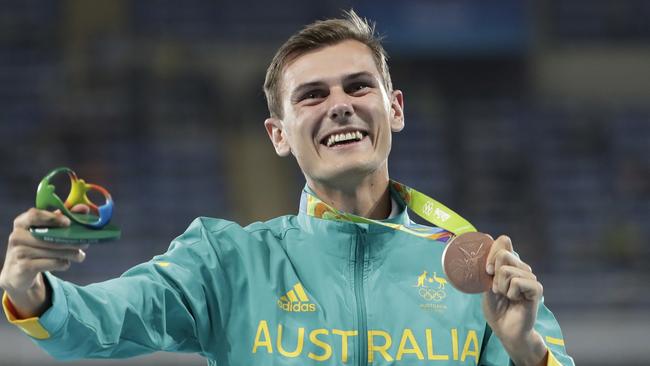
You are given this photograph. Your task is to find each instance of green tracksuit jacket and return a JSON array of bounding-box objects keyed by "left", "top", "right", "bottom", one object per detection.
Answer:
[{"left": 3, "top": 187, "right": 574, "bottom": 365}]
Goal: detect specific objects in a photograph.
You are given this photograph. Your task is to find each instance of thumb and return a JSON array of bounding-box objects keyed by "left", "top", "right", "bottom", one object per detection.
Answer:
[
  {"left": 70, "top": 204, "right": 91, "bottom": 214},
  {"left": 485, "top": 235, "right": 513, "bottom": 275}
]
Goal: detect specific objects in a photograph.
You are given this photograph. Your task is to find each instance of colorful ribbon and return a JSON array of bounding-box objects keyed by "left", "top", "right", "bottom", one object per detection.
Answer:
[{"left": 303, "top": 180, "right": 476, "bottom": 238}]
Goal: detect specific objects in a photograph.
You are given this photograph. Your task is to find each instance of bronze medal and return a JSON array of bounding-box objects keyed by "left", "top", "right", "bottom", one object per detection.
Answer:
[{"left": 442, "top": 232, "right": 493, "bottom": 293}]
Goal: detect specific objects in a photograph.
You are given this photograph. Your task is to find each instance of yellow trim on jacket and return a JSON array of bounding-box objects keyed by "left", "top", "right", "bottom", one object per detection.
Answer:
[{"left": 2, "top": 292, "right": 50, "bottom": 340}]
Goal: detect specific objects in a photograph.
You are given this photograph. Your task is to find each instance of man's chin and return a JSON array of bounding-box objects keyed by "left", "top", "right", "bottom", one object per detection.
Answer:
[{"left": 312, "top": 162, "right": 383, "bottom": 186}]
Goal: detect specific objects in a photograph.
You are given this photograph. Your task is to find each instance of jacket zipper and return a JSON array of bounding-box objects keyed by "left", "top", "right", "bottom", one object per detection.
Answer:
[{"left": 354, "top": 229, "right": 368, "bottom": 366}]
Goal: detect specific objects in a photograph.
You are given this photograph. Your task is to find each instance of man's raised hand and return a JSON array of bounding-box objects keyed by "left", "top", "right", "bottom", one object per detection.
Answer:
[{"left": 0, "top": 206, "right": 89, "bottom": 318}]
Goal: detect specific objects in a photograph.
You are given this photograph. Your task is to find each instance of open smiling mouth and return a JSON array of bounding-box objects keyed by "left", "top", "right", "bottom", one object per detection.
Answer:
[{"left": 322, "top": 130, "right": 368, "bottom": 147}]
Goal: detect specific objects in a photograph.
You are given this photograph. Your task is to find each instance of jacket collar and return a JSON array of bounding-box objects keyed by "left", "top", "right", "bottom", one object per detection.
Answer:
[{"left": 297, "top": 183, "right": 412, "bottom": 232}]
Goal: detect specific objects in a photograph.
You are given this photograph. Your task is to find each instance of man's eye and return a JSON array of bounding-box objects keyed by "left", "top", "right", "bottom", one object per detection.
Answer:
[
  {"left": 348, "top": 82, "right": 370, "bottom": 93},
  {"left": 302, "top": 91, "right": 325, "bottom": 100}
]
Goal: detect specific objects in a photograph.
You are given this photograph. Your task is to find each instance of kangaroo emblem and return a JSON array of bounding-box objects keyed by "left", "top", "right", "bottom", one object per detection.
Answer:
[
  {"left": 431, "top": 272, "right": 447, "bottom": 289},
  {"left": 414, "top": 271, "right": 428, "bottom": 287}
]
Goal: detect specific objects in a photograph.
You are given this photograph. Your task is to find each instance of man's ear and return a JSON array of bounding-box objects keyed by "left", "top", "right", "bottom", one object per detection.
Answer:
[
  {"left": 264, "top": 117, "right": 291, "bottom": 157},
  {"left": 389, "top": 90, "right": 405, "bottom": 132}
]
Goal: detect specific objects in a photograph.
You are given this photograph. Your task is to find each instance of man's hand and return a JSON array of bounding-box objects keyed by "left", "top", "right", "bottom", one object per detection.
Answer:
[
  {"left": 482, "top": 235, "right": 548, "bottom": 366},
  {"left": 0, "top": 207, "right": 88, "bottom": 319}
]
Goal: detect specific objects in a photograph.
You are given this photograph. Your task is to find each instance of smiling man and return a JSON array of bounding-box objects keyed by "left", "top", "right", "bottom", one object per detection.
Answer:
[
  {"left": 265, "top": 38, "right": 403, "bottom": 219},
  {"left": 1, "top": 10, "right": 574, "bottom": 366}
]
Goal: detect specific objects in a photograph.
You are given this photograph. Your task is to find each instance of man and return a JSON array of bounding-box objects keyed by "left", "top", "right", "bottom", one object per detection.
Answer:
[{"left": 1, "top": 10, "right": 574, "bottom": 365}]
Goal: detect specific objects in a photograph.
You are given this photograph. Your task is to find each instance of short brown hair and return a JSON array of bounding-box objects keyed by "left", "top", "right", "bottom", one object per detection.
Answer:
[{"left": 264, "top": 9, "right": 393, "bottom": 119}]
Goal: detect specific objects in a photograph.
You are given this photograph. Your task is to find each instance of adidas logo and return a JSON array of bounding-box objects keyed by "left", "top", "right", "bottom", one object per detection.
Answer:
[{"left": 277, "top": 283, "right": 316, "bottom": 312}]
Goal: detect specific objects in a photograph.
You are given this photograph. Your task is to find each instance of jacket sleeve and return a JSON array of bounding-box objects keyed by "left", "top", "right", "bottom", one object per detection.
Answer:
[
  {"left": 478, "top": 298, "right": 575, "bottom": 366},
  {"left": 2, "top": 218, "right": 227, "bottom": 360}
]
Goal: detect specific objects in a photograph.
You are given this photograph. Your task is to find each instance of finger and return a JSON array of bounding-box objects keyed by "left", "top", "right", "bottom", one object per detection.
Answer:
[
  {"left": 14, "top": 245, "right": 86, "bottom": 263},
  {"left": 24, "top": 258, "right": 72, "bottom": 273},
  {"left": 493, "top": 265, "right": 537, "bottom": 295},
  {"left": 10, "top": 228, "right": 90, "bottom": 251},
  {"left": 506, "top": 277, "right": 543, "bottom": 302},
  {"left": 14, "top": 208, "right": 70, "bottom": 230},
  {"left": 493, "top": 249, "right": 531, "bottom": 276},
  {"left": 70, "top": 204, "right": 91, "bottom": 214},
  {"left": 486, "top": 235, "right": 513, "bottom": 275}
]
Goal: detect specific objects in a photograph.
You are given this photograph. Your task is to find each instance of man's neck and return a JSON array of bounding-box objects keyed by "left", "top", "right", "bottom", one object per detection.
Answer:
[{"left": 307, "top": 173, "right": 391, "bottom": 220}]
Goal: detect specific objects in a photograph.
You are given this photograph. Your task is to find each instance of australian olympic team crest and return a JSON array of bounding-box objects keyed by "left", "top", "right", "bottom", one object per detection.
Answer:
[{"left": 414, "top": 270, "right": 448, "bottom": 313}]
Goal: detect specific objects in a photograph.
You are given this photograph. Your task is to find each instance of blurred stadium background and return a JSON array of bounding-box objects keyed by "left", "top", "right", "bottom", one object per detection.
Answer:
[{"left": 1, "top": 0, "right": 649, "bottom": 365}]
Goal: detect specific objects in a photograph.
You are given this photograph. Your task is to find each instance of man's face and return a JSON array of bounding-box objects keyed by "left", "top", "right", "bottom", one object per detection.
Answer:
[{"left": 265, "top": 40, "right": 404, "bottom": 186}]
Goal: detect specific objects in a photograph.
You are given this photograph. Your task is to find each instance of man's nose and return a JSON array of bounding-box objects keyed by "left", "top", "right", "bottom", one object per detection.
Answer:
[
  {"left": 328, "top": 92, "right": 354, "bottom": 122},
  {"left": 329, "top": 103, "right": 353, "bottom": 122}
]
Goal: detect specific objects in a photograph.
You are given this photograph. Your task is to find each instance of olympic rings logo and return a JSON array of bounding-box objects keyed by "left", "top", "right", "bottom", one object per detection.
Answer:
[{"left": 418, "top": 287, "right": 446, "bottom": 302}]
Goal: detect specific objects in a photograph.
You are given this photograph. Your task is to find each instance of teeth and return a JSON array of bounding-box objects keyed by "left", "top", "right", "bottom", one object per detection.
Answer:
[{"left": 325, "top": 130, "right": 365, "bottom": 147}]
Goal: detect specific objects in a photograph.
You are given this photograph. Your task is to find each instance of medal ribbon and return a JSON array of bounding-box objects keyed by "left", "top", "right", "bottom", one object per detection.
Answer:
[{"left": 304, "top": 180, "right": 476, "bottom": 237}]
